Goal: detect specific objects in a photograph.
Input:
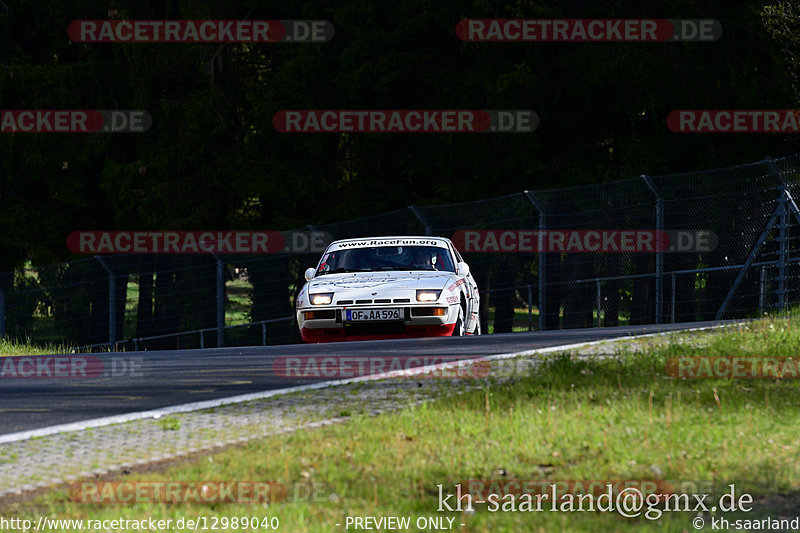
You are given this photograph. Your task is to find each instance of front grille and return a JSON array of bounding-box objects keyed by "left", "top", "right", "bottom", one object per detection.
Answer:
[
  {"left": 336, "top": 300, "right": 353, "bottom": 305},
  {"left": 393, "top": 298, "right": 411, "bottom": 303},
  {"left": 374, "top": 298, "right": 391, "bottom": 304},
  {"left": 304, "top": 310, "right": 336, "bottom": 320},
  {"left": 355, "top": 299, "right": 373, "bottom": 304}
]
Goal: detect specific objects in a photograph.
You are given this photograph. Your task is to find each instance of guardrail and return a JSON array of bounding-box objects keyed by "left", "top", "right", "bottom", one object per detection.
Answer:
[
  {"left": 74, "top": 316, "right": 295, "bottom": 352},
  {"left": 484, "top": 258, "right": 792, "bottom": 331}
]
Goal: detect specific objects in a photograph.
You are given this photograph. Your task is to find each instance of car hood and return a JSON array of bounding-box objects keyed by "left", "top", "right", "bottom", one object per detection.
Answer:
[{"left": 307, "top": 271, "right": 454, "bottom": 294}]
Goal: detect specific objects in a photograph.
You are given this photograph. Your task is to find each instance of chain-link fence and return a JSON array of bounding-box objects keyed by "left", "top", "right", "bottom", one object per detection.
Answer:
[{"left": 2, "top": 153, "right": 800, "bottom": 351}]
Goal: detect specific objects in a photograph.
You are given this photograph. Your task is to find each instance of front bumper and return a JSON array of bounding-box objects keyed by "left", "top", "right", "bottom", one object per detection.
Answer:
[{"left": 297, "top": 304, "right": 457, "bottom": 343}]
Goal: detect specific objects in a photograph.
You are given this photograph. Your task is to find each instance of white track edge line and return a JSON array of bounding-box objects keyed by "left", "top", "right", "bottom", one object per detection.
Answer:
[{"left": 0, "top": 322, "right": 740, "bottom": 445}]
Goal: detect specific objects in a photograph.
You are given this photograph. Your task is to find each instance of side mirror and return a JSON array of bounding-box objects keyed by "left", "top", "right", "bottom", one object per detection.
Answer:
[
  {"left": 304, "top": 267, "right": 316, "bottom": 281},
  {"left": 456, "top": 262, "right": 470, "bottom": 277}
]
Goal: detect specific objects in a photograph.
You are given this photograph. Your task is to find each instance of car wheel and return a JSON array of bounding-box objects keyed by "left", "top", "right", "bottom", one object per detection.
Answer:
[{"left": 452, "top": 306, "right": 466, "bottom": 336}]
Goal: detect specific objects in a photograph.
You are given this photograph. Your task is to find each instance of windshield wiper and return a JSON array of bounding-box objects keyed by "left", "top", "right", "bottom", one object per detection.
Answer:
[
  {"left": 375, "top": 265, "right": 411, "bottom": 271},
  {"left": 320, "top": 267, "right": 370, "bottom": 275}
]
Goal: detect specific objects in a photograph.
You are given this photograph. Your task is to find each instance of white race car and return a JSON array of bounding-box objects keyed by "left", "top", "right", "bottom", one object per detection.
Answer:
[{"left": 297, "top": 236, "right": 481, "bottom": 342}]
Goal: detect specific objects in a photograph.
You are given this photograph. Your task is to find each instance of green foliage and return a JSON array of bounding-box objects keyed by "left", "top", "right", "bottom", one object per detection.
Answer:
[
  {"left": 0, "top": 0, "right": 798, "bottom": 272},
  {"left": 15, "top": 318, "right": 800, "bottom": 531},
  {"left": 158, "top": 416, "right": 182, "bottom": 431}
]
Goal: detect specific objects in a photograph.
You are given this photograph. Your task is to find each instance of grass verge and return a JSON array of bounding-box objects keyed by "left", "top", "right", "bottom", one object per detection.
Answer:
[
  {"left": 0, "top": 338, "right": 70, "bottom": 356},
  {"left": 6, "top": 317, "right": 800, "bottom": 532}
]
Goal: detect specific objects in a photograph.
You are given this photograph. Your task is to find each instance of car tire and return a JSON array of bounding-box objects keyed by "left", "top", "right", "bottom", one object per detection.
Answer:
[{"left": 452, "top": 306, "right": 466, "bottom": 336}]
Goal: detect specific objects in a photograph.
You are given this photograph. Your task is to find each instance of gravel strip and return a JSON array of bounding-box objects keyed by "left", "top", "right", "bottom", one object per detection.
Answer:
[
  {"left": 0, "top": 374, "right": 485, "bottom": 503},
  {"left": 0, "top": 328, "right": 719, "bottom": 503}
]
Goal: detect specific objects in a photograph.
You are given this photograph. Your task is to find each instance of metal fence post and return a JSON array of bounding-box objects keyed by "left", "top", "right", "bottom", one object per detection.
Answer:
[
  {"left": 765, "top": 156, "right": 800, "bottom": 226},
  {"left": 214, "top": 254, "right": 225, "bottom": 347},
  {"left": 777, "top": 187, "right": 788, "bottom": 311},
  {"left": 643, "top": 175, "right": 663, "bottom": 324},
  {"left": 524, "top": 191, "right": 546, "bottom": 330},
  {"left": 596, "top": 280, "right": 602, "bottom": 327},
  {"left": 262, "top": 321, "right": 267, "bottom": 346},
  {"left": 764, "top": 156, "right": 800, "bottom": 313},
  {"left": 0, "top": 285, "right": 6, "bottom": 340},
  {"left": 759, "top": 266, "right": 767, "bottom": 315},
  {"left": 670, "top": 273, "right": 676, "bottom": 323},
  {"left": 408, "top": 205, "right": 433, "bottom": 236},
  {"left": 95, "top": 256, "right": 116, "bottom": 350},
  {"left": 716, "top": 207, "right": 780, "bottom": 319},
  {"left": 527, "top": 285, "right": 532, "bottom": 331}
]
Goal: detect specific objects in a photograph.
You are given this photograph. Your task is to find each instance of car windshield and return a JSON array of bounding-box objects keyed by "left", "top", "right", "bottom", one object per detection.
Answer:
[{"left": 316, "top": 246, "right": 456, "bottom": 275}]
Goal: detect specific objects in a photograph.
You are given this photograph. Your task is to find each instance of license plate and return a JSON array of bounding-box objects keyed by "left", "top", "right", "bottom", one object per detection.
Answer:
[{"left": 346, "top": 308, "right": 401, "bottom": 321}]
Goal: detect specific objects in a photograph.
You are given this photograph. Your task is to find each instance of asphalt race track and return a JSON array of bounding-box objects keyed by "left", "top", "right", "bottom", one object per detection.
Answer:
[{"left": 0, "top": 320, "right": 735, "bottom": 435}]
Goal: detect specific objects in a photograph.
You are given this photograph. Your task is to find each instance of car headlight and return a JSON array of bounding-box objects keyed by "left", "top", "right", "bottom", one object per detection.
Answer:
[
  {"left": 416, "top": 290, "right": 441, "bottom": 302},
  {"left": 310, "top": 292, "right": 334, "bottom": 305}
]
